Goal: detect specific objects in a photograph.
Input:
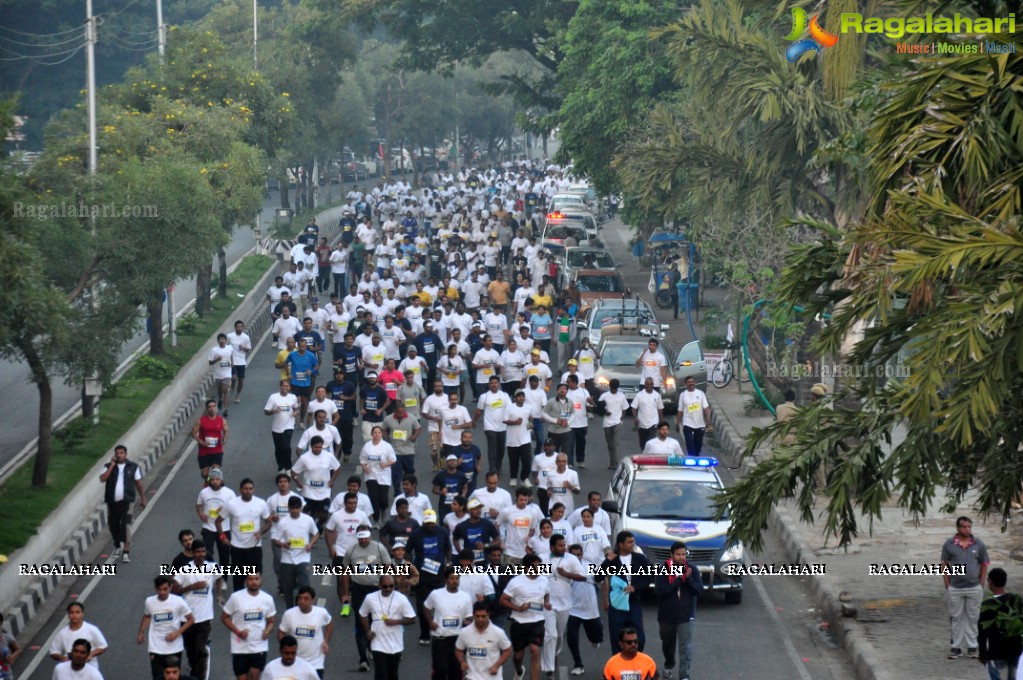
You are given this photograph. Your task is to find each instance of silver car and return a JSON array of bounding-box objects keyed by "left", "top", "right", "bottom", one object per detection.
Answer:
[
  {"left": 592, "top": 334, "right": 707, "bottom": 412},
  {"left": 575, "top": 298, "right": 666, "bottom": 350},
  {"left": 559, "top": 247, "right": 617, "bottom": 289}
]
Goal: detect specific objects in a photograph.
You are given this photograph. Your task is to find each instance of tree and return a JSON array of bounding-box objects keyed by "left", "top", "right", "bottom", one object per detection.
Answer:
[
  {"left": 720, "top": 39, "right": 1023, "bottom": 550},
  {"left": 338, "top": 0, "right": 577, "bottom": 116},
  {"left": 554, "top": 0, "right": 683, "bottom": 194}
]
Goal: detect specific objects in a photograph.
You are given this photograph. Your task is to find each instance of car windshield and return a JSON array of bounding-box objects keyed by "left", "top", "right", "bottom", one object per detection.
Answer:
[
  {"left": 545, "top": 225, "right": 587, "bottom": 241},
  {"left": 626, "top": 480, "right": 726, "bottom": 520},
  {"left": 576, "top": 275, "right": 623, "bottom": 293},
  {"left": 568, "top": 251, "right": 614, "bottom": 268},
  {"left": 600, "top": 343, "right": 666, "bottom": 366}
]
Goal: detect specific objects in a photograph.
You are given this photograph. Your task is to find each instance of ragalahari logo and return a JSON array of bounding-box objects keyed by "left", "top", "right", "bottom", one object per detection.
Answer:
[{"left": 784, "top": 7, "right": 839, "bottom": 61}]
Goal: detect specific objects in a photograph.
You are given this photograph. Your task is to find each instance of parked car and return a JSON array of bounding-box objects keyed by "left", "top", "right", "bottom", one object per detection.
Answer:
[
  {"left": 558, "top": 247, "right": 617, "bottom": 289},
  {"left": 591, "top": 334, "right": 707, "bottom": 412}
]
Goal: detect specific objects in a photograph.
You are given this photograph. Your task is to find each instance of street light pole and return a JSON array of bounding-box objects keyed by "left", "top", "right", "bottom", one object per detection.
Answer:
[
  {"left": 252, "top": 0, "right": 258, "bottom": 69},
  {"left": 86, "top": 0, "right": 97, "bottom": 177},
  {"left": 156, "top": 0, "right": 165, "bottom": 63}
]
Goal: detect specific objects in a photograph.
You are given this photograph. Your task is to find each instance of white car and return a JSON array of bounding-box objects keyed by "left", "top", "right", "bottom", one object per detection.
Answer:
[{"left": 603, "top": 454, "right": 744, "bottom": 603}]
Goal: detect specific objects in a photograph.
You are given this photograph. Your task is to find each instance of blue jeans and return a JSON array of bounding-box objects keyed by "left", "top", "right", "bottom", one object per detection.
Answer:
[
  {"left": 988, "top": 659, "right": 1018, "bottom": 680},
  {"left": 532, "top": 418, "right": 545, "bottom": 455},
  {"left": 659, "top": 619, "right": 694, "bottom": 675},
  {"left": 608, "top": 602, "right": 645, "bottom": 654}
]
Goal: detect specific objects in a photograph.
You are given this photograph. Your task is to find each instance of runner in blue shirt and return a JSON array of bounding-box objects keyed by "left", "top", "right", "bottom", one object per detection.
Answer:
[{"left": 288, "top": 338, "right": 319, "bottom": 423}]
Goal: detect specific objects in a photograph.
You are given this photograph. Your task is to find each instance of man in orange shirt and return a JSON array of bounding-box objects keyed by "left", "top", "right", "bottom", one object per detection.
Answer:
[
  {"left": 603, "top": 628, "right": 658, "bottom": 680},
  {"left": 487, "top": 270, "right": 512, "bottom": 307}
]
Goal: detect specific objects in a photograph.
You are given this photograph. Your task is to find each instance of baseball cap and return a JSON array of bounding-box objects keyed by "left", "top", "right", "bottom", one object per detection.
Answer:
[
  {"left": 207, "top": 468, "right": 224, "bottom": 480},
  {"left": 423, "top": 509, "right": 438, "bottom": 523},
  {"left": 356, "top": 530, "right": 372, "bottom": 539},
  {"left": 567, "top": 359, "right": 578, "bottom": 366},
  {"left": 445, "top": 454, "right": 458, "bottom": 461},
  {"left": 466, "top": 498, "right": 483, "bottom": 510},
  {"left": 310, "top": 296, "right": 319, "bottom": 303},
  {"left": 367, "top": 372, "right": 379, "bottom": 379},
  {"left": 531, "top": 348, "right": 541, "bottom": 355},
  {"left": 543, "top": 438, "right": 555, "bottom": 446}
]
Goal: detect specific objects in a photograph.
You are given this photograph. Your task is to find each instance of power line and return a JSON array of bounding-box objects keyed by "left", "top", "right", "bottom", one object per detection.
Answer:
[
  {"left": 0, "top": 22, "right": 83, "bottom": 39},
  {"left": 0, "top": 44, "right": 84, "bottom": 65},
  {"left": 0, "top": 31, "right": 83, "bottom": 49}
]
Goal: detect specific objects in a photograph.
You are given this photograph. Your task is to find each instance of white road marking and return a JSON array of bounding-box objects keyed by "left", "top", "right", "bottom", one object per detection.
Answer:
[{"left": 747, "top": 567, "right": 815, "bottom": 680}]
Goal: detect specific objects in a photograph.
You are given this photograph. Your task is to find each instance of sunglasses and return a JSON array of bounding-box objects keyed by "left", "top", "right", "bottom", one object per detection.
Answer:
[{"left": 621, "top": 639, "right": 639, "bottom": 645}]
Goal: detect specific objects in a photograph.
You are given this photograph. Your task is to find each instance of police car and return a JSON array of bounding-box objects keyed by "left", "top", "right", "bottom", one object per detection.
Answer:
[{"left": 602, "top": 454, "right": 744, "bottom": 603}]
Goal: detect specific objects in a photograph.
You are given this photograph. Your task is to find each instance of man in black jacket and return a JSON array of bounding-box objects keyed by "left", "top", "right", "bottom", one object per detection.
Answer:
[
  {"left": 978, "top": 567, "right": 1023, "bottom": 679},
  {"left": 595, "top": 531, "right": 652, "bottom": 653},
  {"left": 98, "top": 444, "right": 146, "bottom": 563},
  {"left": 654, "top": 542, "right": 704, "bottom": 680}
]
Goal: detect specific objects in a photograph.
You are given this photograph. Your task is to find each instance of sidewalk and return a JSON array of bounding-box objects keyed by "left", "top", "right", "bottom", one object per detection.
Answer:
[{"left": 707, "top": 382, "right": 1023, "bottom": 680}]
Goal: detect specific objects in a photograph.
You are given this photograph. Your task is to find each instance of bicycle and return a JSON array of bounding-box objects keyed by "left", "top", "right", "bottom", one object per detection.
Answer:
[{"left": 710, "top": 342, "right": 752, "bottom": 388}]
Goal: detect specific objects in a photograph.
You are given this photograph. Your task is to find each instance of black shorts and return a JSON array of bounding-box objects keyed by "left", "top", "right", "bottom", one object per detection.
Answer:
[
  {"left": 198, "top": 453, "right": 223, "bottom": 470},
  {"left": 510, "top": 620, "right": 545, "bottom": 651},
  {"left": 232, "top": 652, "right": 267, "bottom": 676},
  {"left": 231, "top": 365, "right": 247, "bottom": 379},
  {"left": 292, "top": 384, "right": 312, "bottom": 399},
  {"left": 303, "top": 498, "right": 330, "bottom": 517}
]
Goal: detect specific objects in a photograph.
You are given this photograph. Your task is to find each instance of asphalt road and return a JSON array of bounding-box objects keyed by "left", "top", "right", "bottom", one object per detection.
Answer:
[
  {"left": 12, "top": 215, "right": 855, "bottom": 680},
  {"left": 0, "top": 192, "right": 285, "bottom": 467}
]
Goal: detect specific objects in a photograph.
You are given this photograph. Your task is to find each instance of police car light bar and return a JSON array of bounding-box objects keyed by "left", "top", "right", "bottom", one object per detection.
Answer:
[
  {"left": 630, "top": 455, "right": 718, "bottom": 468},
  {"left": 546, "top": 212, "right": 564, "bottom": 219}
]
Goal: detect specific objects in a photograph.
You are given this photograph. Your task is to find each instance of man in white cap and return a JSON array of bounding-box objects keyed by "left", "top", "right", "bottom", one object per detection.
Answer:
[
  {"left": 408, "top": 509, "right": 454, "bottom": 645},
  {"left": 341, "top": 524, "right": 392, "bottom": 671}
]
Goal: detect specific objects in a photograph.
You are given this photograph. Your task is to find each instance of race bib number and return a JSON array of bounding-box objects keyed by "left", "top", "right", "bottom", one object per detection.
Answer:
[
  {"left": 620, "top": 672, "right": 642, "bottom": 680},
  {"left": 385, "top": 382, "right": 398, "bottom": 393},
  {"left": 239, "top": 522, "right": 255, "bottom": 534},
  {"left": 219, "top": 361, "right": 230, "bottom": 368},
  {"left": 445, "top": 418, "right": 459, "bottom": 427},
  {"left": 309, "top": 479, "right": 325, "bottom": 488},
  {"left": 208, "top": 508, "right": 220, "bottom": 518},
  {"left": 422, "top": 558, "right": 441, "bottom": 575},
  {"left": 468, "top": 647, "right": 487, "bottom": 658},
  {"left": 447, "top": 372, "right": 458, "bottom": 380},
  {"left": 289, "top": 537, "right": 306, "bottom": 549},
  {"left": 366, "top": 399, "right": 378, "bottom": 410},
  {"left": 573, "top": 402, "right": 583, "bottom": 411},
  {"left": 393, "top": 430, "right": 408, "bottom": 441},
  {"left": 536, "top": 326, "right": 548, "bottom": 334},
  {"left": 687, "top": 402, "right": 701, "bottom": 413},
  {"left": 295, "top": 626, "right": 316, "bottom": 638},
  {"left": 279, "top": 405, "right": 291, "bottom": 413},
  {"left": 295, "top": 371, "right": 308, "bottom": 380},
  {"left": 404, "top": 398, "right": 418, "bottom": 407},
  {"left": 204, "top": 437, "right": 219, "bottom": 447},
  {"left": 527, "top": 367, "right": 538, "bottom": 375},
  {"left": 442, "top": 617, "right": 460, "bottom": 628},
  {"left": 489, "top": 399, "right": 504, "bottom": 409},
  {"left": 368, "top": 454, "right": 382, "bottom": 462},
  {"left": 580, "top": 356, "right": 592, "bottom": 364},
  {"left": 550, "top": 486, "right": 566, "bottom": 495},
  {"left": 482, "top": 367, "right": 494, "bottom": 376},
  {"left": 513, "top": 518, "right": 530, "bottom": 529},
  {"left": 527, "top": 601, "right": 544, "bottom": 612},
  {"left": 445, "top": 493, "right": 455, "bottom": 505}
]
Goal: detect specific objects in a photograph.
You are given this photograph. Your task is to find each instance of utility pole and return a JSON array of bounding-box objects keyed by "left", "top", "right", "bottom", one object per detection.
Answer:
[
  {"left": 156, "top": 0, "right": 165, "bottom": 63},
  {"left": 252, "top": 0, "right": 258, "bottom": 69},
  {"left": 83, "top": 0, "right": 101, "bottom": 421}
]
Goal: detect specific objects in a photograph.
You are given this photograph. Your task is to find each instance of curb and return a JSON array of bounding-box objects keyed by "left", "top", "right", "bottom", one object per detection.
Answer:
[
  {"left": 706, "top": 392, "right": 893, "bottom": 680},
  {"left": 1, "top": 207, "right": 345, "bottom": 638}
]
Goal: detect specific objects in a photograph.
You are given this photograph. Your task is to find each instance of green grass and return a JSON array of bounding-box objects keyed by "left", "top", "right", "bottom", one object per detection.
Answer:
[{"left": 0, "top": 254, "right": 275, "bottom": 555}]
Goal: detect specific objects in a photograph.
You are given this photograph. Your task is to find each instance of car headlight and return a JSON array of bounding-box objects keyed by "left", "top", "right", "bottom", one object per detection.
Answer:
[
  {"left": 720, "top": 542, "right": 744, "bottom": 562},
  {"left": 664, "top": 377, "right": 676, "bottom": 389},
  {"left": 595, "top": 376, "right": 610, "bottom": 388}
]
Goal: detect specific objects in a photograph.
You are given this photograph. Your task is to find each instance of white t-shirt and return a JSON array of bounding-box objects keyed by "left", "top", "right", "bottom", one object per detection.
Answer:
[
  {"left": 223, "top": 589, "right": 277, "bottom": 654},
  {"left": 359, "top": 591, "right": 416, "bottom": 654},
  {"left": 307, "top": 307, "right": 331, "bottom": 335},
  {"left": 297, "top": 424, "right": 342, "bottom": 458},
  {"left": 571, "top": 524, "right": 612, "bottom": 566},
  {"left": 530, "top": 454, "right": 558, "bottom": 490},
  {"left": 272, "top": 316, "right": 302, "bottom": 341},
  {"left": 292, "top": 451, "right": 340, "bottom": 501},
  {"left": 223, "top": 496, "right": 270, "bottom": 549},
  {"left": 565, "top": 387, "right": 590, "bottom": 428},
  {"left": 306, "top": 398, "right": 339, "bottom": 423},
  {"left": 458, "top": 572, "right": 496, "bottom": 602},
  {"left": 456, "top": 623, "right": 512, "bottom": 680},
  {"left": 173, "top": 562, "right": 221, "bottom": 623},
  {"left": 389, "top": 492, "right": 432, "bottom": 524},
  {"left": 638, "top": 349, "right": 667, "bottom": 387},
  {"left": 278, "top": 605, "right": 333, "bottom": 670},
  {"left": 261, "top": 656, "right": 321, "bottom": 680},
  {"left": 567, "top": 506, "right": 613, "bottom": 536},
  {"left": 545, "top": 552, "right": 584, "bottom": 610},
  {"left": 643, "top": 437, "right": 685, "bottom": 457},
  {"left": 504, "top": 403, "right": 532, "bottom": 447},
  {"left": 574, "top": 349, "right": 597, "bottom": 379},
  {"left": 51, "top": 662, "right": 104, "bottom": 680},
  {"left": 50, "top": 623, "right": 108, "bottom": 669},
  {"left": 545, "top": 469, "right": 580, "bottom": 514},
  {"left": 468, "top": 487, "right": 513, "bottom": 522},
  {"left": 325, "top": 508, "right": 372, "bottom": 557},
  {"left": 598, "top": 391, "right": 630, "bottom": 427},
  {"left": 472, "top": 348, "right": 501, "bottom": 384},
  {"left": 630, "top": 390, "right": 664, "bottom": 429},
  {"left": 438, "top": 356, "right": 466, "bottom": 387},
  {"left": 208, "top": 345, "right": 234, "bottom": 379},
  {"left": 523, "top": 362, "right": 552, "bottom": 386},
  {"left": 265, "top": 392, "right": 300, "bottom": 433},
  {"left": 422, "top": 393, "right": 448, "bottom": 432},
  {"left": 228, "top": 332, "right": 252, "bottom": 366},
  {"left": 276, "top": 513, "right": 318, "bottom": 564},
  {"left": 497, "top": 504, "right": 544, "bottom": 559},
  {"left": 476, "top": 390, "right": 511, "bottom": 432},
  {"left": 144, "top": 593, "right": 192, "bottom": 654},
  {"left": 360, "top": 440, "right": 397, "bottom": 485},
  {"left": 196, "top": 485, "right": 237, "bottom": 532},
  {"left": 503, "top": 575, "right": 549, "bottom": 623},
  {"left": 679, "top": 388, "right": 710, "bottom": 429},
  {"left": 328, "top": 491, "right": 374, "bottom": 518},
  {"left": 440, "top": 405, "right": 472, "bottom": 447},
  {"left": 568, "top": 560, "right": 600, "bottom": 620},
  {"left": 424, "top": 588, "right": 474, "bottom": 638}
]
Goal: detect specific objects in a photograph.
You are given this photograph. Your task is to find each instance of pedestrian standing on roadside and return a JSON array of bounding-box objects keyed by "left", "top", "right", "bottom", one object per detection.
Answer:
[
  {"left": 941, "top": 515, "right": 989, "bottom": 660},
  {"left": 98, "top": 444, "right": 146, "bottom": 563},
  {"left": 977, "top": 567, "right": 1023, "bottom": 679}
]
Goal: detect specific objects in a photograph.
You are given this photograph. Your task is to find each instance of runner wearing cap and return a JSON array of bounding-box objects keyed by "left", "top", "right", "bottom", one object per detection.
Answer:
[
  {"left": 432, "top": 456, "right": 470, "bottom": 520},
  {"left": 407, "top": 509, "right": 453, "bottom": 645},
  {"left": 341, "top": 524, "right": 393, "bottom": 672}
]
